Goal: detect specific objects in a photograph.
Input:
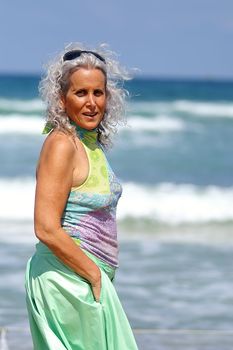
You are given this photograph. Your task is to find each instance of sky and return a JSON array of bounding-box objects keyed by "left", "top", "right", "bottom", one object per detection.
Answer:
[{"left": 1, "top": 0, "right": 233, "bottom": 78}]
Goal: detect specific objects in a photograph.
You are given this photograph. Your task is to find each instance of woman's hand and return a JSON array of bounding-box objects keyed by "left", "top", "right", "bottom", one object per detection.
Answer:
[{"left": 90, "top": 268, "right": 102, "bottom": 302}]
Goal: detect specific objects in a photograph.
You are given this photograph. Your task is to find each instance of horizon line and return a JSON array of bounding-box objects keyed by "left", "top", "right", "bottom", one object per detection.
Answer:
[{"left": 0, "top": 71, "right": 233, "bottom": 83}]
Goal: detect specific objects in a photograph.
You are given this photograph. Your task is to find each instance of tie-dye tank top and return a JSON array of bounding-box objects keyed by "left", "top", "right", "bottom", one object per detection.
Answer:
[{"left": 61, "top": 125, "right": 122, "bottom": 268}]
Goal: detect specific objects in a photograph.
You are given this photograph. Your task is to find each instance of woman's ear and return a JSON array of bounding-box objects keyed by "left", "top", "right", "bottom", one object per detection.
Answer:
[{"left": 59, "top": 94, "right": 66, "bottom": 110}]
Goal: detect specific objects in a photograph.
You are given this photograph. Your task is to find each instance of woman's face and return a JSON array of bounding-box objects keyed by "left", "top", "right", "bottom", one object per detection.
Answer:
[{"left": 61, "top": 68, "right": 107, "bottom": 130}]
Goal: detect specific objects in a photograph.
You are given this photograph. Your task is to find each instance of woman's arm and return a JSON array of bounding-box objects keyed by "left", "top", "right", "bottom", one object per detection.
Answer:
[{"left": 34, "top": 131, "right": 101, "bottom": 301}]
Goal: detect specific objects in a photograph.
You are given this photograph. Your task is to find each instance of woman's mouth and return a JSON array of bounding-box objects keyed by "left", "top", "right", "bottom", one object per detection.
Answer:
[{"left": 83, "top": 112, "right": 98, "bottom": 117}]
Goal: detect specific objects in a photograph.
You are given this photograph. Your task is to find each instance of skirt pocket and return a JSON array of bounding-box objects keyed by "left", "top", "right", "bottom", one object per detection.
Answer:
[{"left": 26, "top": 253, "right": 107, "bottom": 349}]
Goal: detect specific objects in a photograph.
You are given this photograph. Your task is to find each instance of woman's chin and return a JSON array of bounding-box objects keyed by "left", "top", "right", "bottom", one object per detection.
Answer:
[{"left": 71, "top": 116, "right": 102, "bottom": 130}]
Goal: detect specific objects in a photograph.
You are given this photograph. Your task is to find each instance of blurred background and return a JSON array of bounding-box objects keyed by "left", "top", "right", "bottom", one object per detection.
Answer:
[{"left": 1, "top": 1, "right": 233, "bottom": 349}]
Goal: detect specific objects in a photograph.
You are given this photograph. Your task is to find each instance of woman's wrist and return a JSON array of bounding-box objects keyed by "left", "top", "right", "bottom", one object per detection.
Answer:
[{"left": 88, "top": 265, "right": 101, "bottom": 285}]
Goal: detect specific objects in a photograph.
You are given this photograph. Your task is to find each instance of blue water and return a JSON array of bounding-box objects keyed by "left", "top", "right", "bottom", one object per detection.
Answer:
[
  {"left": 127, "top": 78, "right": 233, "bottom": 101},
  {"left": 1, "top": 74, "right": 233, "bottom": 100},
  {"left": 1, "top": 75, "right": 233, "bottom": 349}
]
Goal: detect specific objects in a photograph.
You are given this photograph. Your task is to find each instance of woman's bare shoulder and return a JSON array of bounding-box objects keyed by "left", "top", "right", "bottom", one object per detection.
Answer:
[
  {"left": 42, "top": 129, "right": 76, "bottom": 157},
  {"left": 37, "top": 130, "right": 77, "bottom": 173}
]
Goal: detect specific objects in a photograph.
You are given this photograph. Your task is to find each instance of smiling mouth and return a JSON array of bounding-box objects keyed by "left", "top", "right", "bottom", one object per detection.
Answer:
[{"left": 83, "top": 112, "right": 98, "bottom": 117}]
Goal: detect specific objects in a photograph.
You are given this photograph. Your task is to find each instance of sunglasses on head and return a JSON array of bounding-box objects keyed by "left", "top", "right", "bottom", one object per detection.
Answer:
[{"left": 63, "top": 50, "right": 106, "bottom": 64}]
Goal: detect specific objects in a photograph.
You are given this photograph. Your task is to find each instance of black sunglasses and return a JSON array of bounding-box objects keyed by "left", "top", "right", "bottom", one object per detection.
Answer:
[{"left": 63, "top": 50, "right": 106, "bottom": 64}]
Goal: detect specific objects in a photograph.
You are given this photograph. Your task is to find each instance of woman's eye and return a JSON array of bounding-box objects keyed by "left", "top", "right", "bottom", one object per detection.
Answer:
[
  {"left": 75, "top": 90, "right": 86, "bottom": 96},
  {"left": 94, "top": 90, "right": 104, "bottom": 96}
]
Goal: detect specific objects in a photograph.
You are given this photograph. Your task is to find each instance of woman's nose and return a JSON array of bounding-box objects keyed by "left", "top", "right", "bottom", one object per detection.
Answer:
[{"left": 86, "top": 93, "right": 96, "bottom": 108}]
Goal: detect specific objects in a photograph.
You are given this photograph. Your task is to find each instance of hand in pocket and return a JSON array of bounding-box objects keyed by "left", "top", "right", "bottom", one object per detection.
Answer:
[{"left": 91, "top": 269, "right": 102, "bottom": 302}]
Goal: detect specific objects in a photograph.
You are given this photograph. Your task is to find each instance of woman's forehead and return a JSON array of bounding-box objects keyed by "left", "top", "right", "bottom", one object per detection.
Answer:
[{"left": 69, "top": 68, "right": 106, "bottom": 88}]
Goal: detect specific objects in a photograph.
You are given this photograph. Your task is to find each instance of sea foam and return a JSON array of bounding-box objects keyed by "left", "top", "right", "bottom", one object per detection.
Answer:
[
  {"left": 118, "top": 182, "right": 233, "bottom": 224},
  {"left": 173, "top": 100, "right": 233, "bottom": 117},
  {"left": 0, "top": 115, "right": 44, "bottom": 134},
  {"left": 0, "top": 98, "right": 44, "bottom": 113},
  {"left": 126, "top": 115, "right": 185, "bottom": 132},
  {"left": 1, "top": 178, "right": 233, "bottom": 225},
  {"left": 129, "top": 100, "right": 233, "bottom": 118}
]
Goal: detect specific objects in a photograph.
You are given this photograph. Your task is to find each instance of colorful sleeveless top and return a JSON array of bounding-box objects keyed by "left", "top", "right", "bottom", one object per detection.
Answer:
[{"left": 61, "top": 124, "right": 122, "bottom": 268}]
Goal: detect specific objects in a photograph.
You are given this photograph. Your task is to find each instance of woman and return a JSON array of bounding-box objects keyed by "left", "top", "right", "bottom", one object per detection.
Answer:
[{"left": 25, "top": 43, "right": 138, "bottom": 350}]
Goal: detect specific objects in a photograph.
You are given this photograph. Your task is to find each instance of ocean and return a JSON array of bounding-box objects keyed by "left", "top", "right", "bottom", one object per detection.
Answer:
[{"left": 1, "top": 75, "right": 233, "bottom": 349}]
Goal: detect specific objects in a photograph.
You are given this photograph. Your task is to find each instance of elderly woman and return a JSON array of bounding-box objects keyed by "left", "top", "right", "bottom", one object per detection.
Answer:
[{"left": 25, "top": 43, "right": 138, "bottom": 350}]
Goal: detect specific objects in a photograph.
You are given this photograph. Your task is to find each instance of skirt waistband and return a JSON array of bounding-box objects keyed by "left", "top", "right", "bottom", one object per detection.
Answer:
[{"left": 35, "top": 240, "right": 116, "bottom": 281}]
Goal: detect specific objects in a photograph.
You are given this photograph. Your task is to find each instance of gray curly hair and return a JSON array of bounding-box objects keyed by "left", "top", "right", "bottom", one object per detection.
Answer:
[{"left": 39, "top": 42, "right": 131, "bottom": 148}]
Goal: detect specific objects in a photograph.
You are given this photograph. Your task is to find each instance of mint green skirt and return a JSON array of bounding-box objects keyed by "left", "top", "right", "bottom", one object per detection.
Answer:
[{"left": 25, "top": 241, "right": 138, "bottom": 350}]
